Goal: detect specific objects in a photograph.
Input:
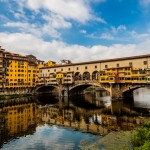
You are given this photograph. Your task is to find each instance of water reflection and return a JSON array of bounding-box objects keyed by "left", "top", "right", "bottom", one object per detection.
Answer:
[
  {"left": 134, "top": 88, "right": 150, "bottom": 108},
  {"left": 0, "top": 97, "right": 39, "bottom": 148},
  {"left": 0, "top": 88, "right": 150, "bottom": 149}
]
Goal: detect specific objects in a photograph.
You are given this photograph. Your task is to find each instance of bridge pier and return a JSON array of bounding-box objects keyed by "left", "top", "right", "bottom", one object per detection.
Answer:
[{"left": 109, "top": 83, "right": 123, "bottom": 100}]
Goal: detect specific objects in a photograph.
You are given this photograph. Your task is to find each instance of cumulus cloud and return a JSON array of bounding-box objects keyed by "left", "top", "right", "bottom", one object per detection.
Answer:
[
  {"left": 15, "top": 0, "right": 105, "bottom": 24},
  {"left": 0, "top": 32, "right": 149, "bottom": 63},
  {"left": 3, "top": 13, "right": 72, "bottom": 38},
  {"left": 1, "top": 0, "right": 106, "bottom": 39}
]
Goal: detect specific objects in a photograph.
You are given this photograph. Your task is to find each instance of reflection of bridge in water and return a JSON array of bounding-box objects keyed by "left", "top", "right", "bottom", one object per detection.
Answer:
[{"left": 40, "top": 103, "right": 143, "bottom": 135}]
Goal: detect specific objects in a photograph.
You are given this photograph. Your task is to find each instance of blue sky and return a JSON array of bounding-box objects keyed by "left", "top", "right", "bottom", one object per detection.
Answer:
[{"left": 0, "top": 0, "right": 150, "bottom": 62}]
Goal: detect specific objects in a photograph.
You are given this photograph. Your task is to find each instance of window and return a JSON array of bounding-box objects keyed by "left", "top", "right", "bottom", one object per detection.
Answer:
[
  {"left": 116, "top": 64, "right": 119, "bottom": 67},
  {"left": 85, "top": 66, "right": 87, "bottom": 69},
  {"left": 129, "top": 62, "right": 132, "bottom": 67},
  {"left": 95, "top": 65, "right": 97, "bottom": 69},
  {"left": 61, "top": 68, "right": 63, "bottom": 71},
  {"left": 76, "top": 67, "right": 78, "bottom": 70},
  {"left": 68, "top": 68, "right": 70, "bottom": 71},
  {"left": 105, "top": 65, "right": 108, "bottom": 68},
  {"left": 143, "top": 61, "right": 147, "bottom": 65},
  {"left": 54, "top": 69, "right": 56, "bottom": 72}
]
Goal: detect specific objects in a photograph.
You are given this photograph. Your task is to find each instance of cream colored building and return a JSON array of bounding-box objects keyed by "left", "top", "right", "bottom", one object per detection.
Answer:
[{"left": 39, "top": 54, "right": 150, "bottom": 84}]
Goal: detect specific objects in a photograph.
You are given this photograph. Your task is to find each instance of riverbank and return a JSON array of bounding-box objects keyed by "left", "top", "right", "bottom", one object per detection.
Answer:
[
  {"left": 81, "top": 130, "right": 134, "bottom": 150},
  {"left": 81, "top": 117, "right": 150, "bottom": 150},
  {"left": 0, "top": 93, "right": 33, "bottom": 100}
]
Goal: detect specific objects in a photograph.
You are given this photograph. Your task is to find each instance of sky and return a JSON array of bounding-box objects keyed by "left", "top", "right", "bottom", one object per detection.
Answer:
[{"left": 0, "top": 0, "right": 150, "bottom": 63}]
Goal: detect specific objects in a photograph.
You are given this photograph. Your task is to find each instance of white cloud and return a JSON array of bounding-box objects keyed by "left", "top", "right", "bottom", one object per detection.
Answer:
[
  {"left": 129, "top": 30, "right": 150, "bottom": 41},
  {"left": 4, "top": 22, "right": 42, "bottom": 37},
  {"left": 22, "top": 0, "right": 91, "bottom": 23},
  {"left": 1, "top": 0, "right": 106, "bottom": 39},
  {"left": 15, "top": 0, "right": 106, "bottom": 24},
  {"left": 140, "top": 0, "right": 150, "bottom": 6},
  {"left": 0, "top": 32, "right": 150, "bottom": 63},
  {"left": 42, "top": 13, "right": 72, "bottom": 29},
  {"left": 111, "top": 25, "right": 126, "bottom": 34},
  {"left": 100, "top": 33, "right": 114, "bottom": 40},
  {"left": 80, "top": 30, "right": 87, "bottom": 34},
  {"left": 3, "top": 13, "right": 72, "bottom": 38},
  {"left": 139, "top": 0, "right": 150, "bottom": 12},
  {"left": 87, "top": 32, "right": 114, "bottom": 40}
]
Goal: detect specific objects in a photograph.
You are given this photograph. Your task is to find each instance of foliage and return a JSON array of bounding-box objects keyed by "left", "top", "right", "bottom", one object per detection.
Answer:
[{"left": 132, "top": 124, "right": 150, "bottom": 150}]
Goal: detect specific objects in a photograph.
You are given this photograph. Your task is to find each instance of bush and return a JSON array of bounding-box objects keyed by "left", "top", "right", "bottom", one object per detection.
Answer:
[{"left": 132, "top": 124, "right": 150, "bottom": 150}]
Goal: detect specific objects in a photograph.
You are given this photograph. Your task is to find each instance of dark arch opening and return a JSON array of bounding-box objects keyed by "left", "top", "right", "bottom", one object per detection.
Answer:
[
  {"left": 92, "top": 71, "right": 99, "bottom": 80},
  {"left": 74, "top": 72, "right": 82, "bottom": 81},
  {"left": 36, "top": 85, "right": 58, "bottom": 93},
  {"left": 82, "top": 71, "right": 90, "bottom": 80},
  {"left": 70, "top": 83, "right": 109, "bottom": 95}
]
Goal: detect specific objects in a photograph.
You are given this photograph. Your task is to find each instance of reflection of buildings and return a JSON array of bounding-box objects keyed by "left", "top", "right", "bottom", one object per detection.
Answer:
[
  {"left": 0, "top": 107, "right": 8, "bottom": 147},
  {"left": 40, "top": 104, "right": 143, "bottom": 135},
  {"left": 0, "top": 98, "right": 40, "bottom": 147},
  {"left": 6, "top": 102, "right": 39, "bottom": 134}
]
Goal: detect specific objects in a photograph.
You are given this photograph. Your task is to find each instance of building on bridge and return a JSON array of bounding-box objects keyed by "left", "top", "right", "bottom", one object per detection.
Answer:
[
  {"left": 38, "top": 54, "right": 150, "bottom": 85},
  {"left": 37, "top": 54, "right": 150, "bottom": 99}
]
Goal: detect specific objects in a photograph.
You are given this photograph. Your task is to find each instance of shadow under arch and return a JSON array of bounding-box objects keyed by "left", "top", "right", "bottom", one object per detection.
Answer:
[
  {"left": 36, "top": 85, "right": 59, "bottom": 94},
  {"left": 69, "top": 83, "right": 110, "bottom": 95}
]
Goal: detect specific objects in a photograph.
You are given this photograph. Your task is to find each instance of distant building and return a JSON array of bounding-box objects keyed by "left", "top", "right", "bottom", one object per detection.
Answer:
[
  {"left": 45, "top": 60, "right": 56, "bottom": 67},
  {"left": 60, "top": 60, "right": 72, "bottom": 65}
]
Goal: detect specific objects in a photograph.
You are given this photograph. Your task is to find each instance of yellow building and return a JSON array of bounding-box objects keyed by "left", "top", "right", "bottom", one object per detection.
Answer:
[
  {"left": 0, "top": 47, "right": 5, "bottom": 90},
  {"left": 99, "top": 66, "right": 149, "bottom": 83},
  {"left": 4, "top": 52, "right": 28, "bottom": 88},
  {"left": 3, "top": 52, "right": 44, "bottom": 89}
]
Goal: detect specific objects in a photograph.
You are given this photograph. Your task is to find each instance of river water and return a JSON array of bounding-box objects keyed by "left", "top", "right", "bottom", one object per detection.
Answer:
[{"left": 0, "top": 88, "right": 150, "bottom": 150}]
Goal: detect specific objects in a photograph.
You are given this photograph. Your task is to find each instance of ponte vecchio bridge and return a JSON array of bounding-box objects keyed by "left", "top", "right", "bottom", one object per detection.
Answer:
[{"left": 36, "top": 54, "right": 150, "bottom": 100}]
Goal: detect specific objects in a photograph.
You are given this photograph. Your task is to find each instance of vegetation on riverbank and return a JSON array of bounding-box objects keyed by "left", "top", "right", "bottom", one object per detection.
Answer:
[
  {"left": 131, "top": 124, "right": 150, "bottom": 150},
  {"left": 81, "top": 119, "right": 150, "bottom": 150}
]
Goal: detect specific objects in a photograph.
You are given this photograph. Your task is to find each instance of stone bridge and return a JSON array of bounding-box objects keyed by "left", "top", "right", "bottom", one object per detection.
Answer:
[{"left": 35, "top": 80, "right": 150, "bottom": 100}]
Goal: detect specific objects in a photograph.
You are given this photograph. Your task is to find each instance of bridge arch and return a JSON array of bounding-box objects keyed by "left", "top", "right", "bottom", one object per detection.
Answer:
[
  {"left": 122, "top": 84, "right": 146, "bottom": 94},
  {"left": 35, "top": 85, "right": 59, "bottom": 93},
  {"left": 69, "top": 82, "right": 110, "bottom": 95}
]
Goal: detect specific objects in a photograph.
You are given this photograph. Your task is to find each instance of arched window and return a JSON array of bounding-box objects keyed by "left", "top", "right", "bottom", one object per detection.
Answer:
[
  {"left": 74, "top": 72, "right": 81, "bottom": 81},
  {"left": 82, "top": 72, "right": 90, "bottom": 80},
  {"left": 92, "top": 71, "right": 99, "bottom": 80}
]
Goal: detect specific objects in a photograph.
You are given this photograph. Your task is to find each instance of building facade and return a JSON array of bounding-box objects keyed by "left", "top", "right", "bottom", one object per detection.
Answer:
[
  {"left": 39, "top": 54, "right": 150, "bottom": 85},
  {"left": 0, "top": 47, "right": 45, "bottom": 92},
  {"left": 0, "top": 47, "right": 5, "bottom": 90}
]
